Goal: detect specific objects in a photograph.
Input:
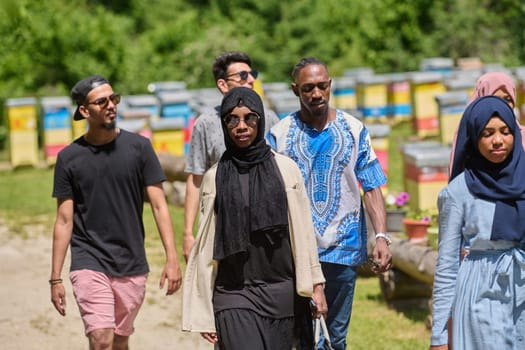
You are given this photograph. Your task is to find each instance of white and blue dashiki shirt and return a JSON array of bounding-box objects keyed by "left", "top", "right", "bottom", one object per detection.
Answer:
[{"left": 267, "top": 109, "right": 386, "bottom": 267}]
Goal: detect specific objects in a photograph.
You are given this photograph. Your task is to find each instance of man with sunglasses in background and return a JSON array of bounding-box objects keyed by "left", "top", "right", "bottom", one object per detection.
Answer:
[
  {"left": 267, "top": 57, "right": 392, "bottom": 350},
  {"left": 49, "top": 75, "right": 182, "bottom": 350},
  {"left": 182, "top": 51, "right": 279, "bottom": 261}
]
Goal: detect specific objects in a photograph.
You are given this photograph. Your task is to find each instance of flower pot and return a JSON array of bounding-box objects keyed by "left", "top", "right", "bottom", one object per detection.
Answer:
[
  {"left": 402, "top": 218, "right": 430, "bottom": 242},
  {"left": 386, "top": 209, "right": 407, "bottom": 232}
]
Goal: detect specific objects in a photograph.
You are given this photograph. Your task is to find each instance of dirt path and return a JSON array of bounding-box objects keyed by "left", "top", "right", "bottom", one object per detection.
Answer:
[{"left": 0, "top": 231, "right": 212, "bottom": 350}]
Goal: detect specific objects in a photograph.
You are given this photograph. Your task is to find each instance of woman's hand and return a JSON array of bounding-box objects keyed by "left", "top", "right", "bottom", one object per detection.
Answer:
[
  {"left": 311, "top": 283, "right": 328, "bottom": 318},
  {"left": 200, "top": 332, "right": 218, "bottom": 344}
]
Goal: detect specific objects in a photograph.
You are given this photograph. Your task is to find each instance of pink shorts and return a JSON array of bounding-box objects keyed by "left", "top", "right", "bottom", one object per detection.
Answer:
[{"left": 70, "top": 269, "right": 147, "bottom": 336}]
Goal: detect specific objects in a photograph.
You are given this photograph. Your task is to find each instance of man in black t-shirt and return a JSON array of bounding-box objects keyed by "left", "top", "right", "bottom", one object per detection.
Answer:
[{"left": 49, "top": 75, "right": 182, "bottom": 349}]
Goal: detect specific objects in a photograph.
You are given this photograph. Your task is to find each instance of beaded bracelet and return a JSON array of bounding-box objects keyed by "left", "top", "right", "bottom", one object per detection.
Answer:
[{"left": 49, "top": 278, "right": 63, "bottom": 285}]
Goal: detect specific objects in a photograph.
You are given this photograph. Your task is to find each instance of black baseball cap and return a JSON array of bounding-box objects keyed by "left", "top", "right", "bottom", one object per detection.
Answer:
[{"left": 71, "top": 75, "right": 109, "bottom": 120}]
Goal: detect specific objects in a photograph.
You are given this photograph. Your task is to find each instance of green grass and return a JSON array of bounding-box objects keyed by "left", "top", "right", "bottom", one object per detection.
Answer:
[
  {"left": 0, "top": 167, "right": 55, "bottom": 214},
  {"left": 349, "top": 277, "right": 430, "bottom": 349},
  {"left": 0, "top": 166, "right": 55, "bottom": 237},
  {"left": 143, "top": 204, "right": 185, "bottom": 267}
]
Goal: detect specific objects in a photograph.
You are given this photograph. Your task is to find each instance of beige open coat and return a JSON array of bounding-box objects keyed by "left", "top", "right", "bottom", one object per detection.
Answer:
[{"left": 182, "top": 152, "right": 325, "bottom": 332}]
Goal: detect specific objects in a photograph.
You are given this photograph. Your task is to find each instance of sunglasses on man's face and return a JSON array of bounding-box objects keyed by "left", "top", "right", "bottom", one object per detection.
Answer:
[
  {"left": 223, "top": 112, "right": 260, "bottom": 129},
  {"left": 86, "top": 93, "right": 121, "bottom": 109},
  {"left": 226, "top": 70, "right": 259, "bottom": 83}
]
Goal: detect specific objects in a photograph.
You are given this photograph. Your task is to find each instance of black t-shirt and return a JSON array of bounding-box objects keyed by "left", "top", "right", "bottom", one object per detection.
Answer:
[{"left": 52, "top": 129, "right": 166, "bottom": 276}]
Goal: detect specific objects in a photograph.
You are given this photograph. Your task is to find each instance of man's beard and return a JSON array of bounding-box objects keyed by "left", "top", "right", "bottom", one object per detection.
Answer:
[{"left": 103, "top": 120, "right": 117, "bottom": 130}]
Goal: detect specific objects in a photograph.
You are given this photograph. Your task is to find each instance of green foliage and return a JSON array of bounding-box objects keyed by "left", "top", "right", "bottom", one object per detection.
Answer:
[
  {"left": 0, "top": 0, "right": 523, "bottom": 100},
  {"left": 434, "top": 0, "right": 525, "bottom": 66}
]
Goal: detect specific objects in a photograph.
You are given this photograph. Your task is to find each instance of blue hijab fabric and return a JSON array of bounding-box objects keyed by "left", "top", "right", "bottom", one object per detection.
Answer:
[{"left": 451, "top": 95, "right": 525, "bottom": 242}]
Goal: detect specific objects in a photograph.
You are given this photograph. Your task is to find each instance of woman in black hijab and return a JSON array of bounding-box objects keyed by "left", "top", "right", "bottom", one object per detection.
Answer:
[{"left": 182, "top": 87, "right": 327, "bottom": 350}]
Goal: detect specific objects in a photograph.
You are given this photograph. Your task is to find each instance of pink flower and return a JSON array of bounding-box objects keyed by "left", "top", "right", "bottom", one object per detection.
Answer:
[
  {"left": 386, "top": 192, "right": 410, "bottom": 209},
  {"left": 395, "top": 192, "right": 409, "bottom": 207},
  {"left": 387, "top": 191, "right": 410, "bottom": 208}
]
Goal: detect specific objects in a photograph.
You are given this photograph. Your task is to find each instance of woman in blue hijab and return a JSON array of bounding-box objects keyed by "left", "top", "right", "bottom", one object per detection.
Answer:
[{"left": 431, "top": 96, "right": 525, "bottom": 349}]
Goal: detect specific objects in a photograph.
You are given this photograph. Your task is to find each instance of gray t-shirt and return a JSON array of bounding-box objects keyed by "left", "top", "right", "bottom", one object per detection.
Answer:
[{"left": 185, "top": 105, "right": 279, "bottom": 175}]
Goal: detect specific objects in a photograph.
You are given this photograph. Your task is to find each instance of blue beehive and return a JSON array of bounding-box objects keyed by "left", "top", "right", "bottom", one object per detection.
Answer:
[{"left": 157, "top": 90, "right": 193, "bottom": 125}]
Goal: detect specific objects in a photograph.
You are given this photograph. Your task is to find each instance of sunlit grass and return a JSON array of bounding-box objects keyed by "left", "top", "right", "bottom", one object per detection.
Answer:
[
  {"left": 0, "top": 167, "right": 55, "bottom": 236},
  {"left": 348, "top": 277, "right": 430, "bottom": 349},
  {"left": 143, "top": 204, "right": 185, "bottom": 268}
]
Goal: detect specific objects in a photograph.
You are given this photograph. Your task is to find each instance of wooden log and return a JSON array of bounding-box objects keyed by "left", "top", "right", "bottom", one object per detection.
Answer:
[
  {"left": 366, "top": 215, "right": 437, "bottom": 285},
  {"left": 163, "top": 180, "right": 186, "bottom": 207},
  {"left": 157, "top": 152, "right": 188, "bottom": 182},
  {"left": 390, "top": 237, "right": 437, "bottom": 285},
  {"left": 379, "top": 268, "right": 433, "bottom": 301},
  {"left": 365, "top": 211, "right": 437, "bottom": 303}
]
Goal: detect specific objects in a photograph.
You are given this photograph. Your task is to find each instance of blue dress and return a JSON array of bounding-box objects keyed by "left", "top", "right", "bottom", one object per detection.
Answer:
[{"left": 431, "top": 173, "right": 525, "bottom": 349}]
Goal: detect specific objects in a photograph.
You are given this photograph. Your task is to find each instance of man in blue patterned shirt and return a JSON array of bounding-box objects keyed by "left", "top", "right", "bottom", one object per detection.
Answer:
[{"left": 267, "top": 57, "right": 392, "bottom": 350}]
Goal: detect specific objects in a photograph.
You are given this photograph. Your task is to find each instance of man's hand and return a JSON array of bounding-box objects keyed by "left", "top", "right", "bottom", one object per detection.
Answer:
[
  {"left": 371, "top": 238, "right": 392, "bottom": 273},
  {"left": 159, "top": 260, "right": 182, "bottom": 295},
  {"left": 50, "top": 283, "right": 67, "bottom": 316}
]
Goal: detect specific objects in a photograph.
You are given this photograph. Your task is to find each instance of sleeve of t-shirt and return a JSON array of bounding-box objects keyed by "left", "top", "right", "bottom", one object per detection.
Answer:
[
  {"left": 52, "top": 153, "right": 73, "bottom": 199},
  {"left": 184, "top": 115, "right": 208, "bottom": 175},
  {"left": 264, "top": 108, "right": 280, "bottom": 132},
  {"left": 355, "top": 126, "right": 387, "bottom": 192},
  {"left": 142, "top": 139, "right": 167, "bottom": 185}
]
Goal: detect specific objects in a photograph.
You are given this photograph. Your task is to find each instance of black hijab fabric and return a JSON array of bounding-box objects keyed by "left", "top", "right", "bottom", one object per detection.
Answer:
[
  {"left": 451, "top": 95, "right": 525, "bottom": 242},
  {"left": 213, "top": 87, "right": 288, "bottom": 260}
]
